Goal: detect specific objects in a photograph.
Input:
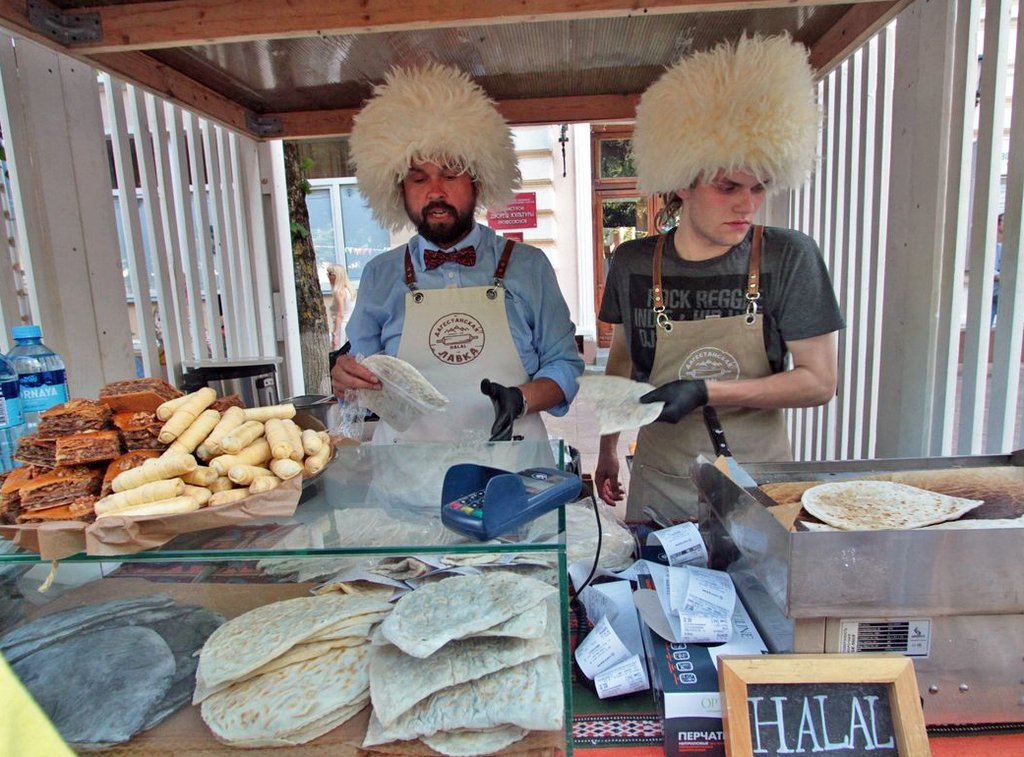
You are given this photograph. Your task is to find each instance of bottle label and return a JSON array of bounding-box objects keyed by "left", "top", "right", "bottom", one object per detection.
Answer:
[
  {"left": 19, "top": 369, "right": 69, "bottom": 413},
  {"left": 0, "top": 379, "right": 23, "bottom": 429}
]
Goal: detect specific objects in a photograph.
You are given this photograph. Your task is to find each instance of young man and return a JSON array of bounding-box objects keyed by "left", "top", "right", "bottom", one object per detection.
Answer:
[
  {"left": 595, "top": 35, "right": 845, "bottom": 522},
  {"left": 331, "top": 64, "right": 583, "bottom": 443}
]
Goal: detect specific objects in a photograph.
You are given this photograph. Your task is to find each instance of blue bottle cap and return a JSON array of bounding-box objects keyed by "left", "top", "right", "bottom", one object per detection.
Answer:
[{"left": 11, "top": 325, "right": 42, "bottom": 340}]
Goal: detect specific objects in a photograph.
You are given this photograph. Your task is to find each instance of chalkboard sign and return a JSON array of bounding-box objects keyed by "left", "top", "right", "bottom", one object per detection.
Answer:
[{"left": 719, "top": 654, "right": 929, "bottom": 756}]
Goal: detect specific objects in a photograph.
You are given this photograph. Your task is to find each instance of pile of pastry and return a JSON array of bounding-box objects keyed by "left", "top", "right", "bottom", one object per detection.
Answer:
[
  {"left": 1, "top": 378, "right": 332, "bottom": 524},
  {"left": 364, "top": 572, "right": 565, "bottom": 754}
]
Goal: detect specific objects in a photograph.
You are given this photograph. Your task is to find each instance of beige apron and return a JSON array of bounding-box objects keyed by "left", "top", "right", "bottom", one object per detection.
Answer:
[
  {"left": 374, "top": 240, "right": 547, "bottom": 444},
  {"left": 626, "top": 226, "right": 792, "bottom": 522}
]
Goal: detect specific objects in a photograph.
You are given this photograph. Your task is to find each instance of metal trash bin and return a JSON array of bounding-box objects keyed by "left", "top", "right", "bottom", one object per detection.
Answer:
[{"left": 181, "top": 358, "right": 283, "bottom": 408}]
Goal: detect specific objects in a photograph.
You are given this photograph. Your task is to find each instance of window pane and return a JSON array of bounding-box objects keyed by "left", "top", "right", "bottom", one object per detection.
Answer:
[
  {"left": 598, "top": 139, "right": 636, "bottom": 179},
  {"left": 601, "top": 197, "right": 650, "bottom": 283},
  {"left": 339, "top": 185, "right": 390, "bottom": 283},
  {"left": 306, "top": 188, "right": 337, "bottom": 286}
]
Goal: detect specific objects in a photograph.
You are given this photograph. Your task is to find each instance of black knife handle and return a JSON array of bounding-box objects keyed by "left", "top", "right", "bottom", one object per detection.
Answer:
[{"left": 702, "top": 405, "right": 731, "bottom": 456}]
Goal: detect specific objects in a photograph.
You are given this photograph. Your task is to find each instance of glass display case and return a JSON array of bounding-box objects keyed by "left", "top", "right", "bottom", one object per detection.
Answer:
[{"left": 0, "top": 440, "right": 572, "bottom": 755}]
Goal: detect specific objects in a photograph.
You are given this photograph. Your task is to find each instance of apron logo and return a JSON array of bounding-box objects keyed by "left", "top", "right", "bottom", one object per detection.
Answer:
[
  {"left": 429, "top": 312, "right": 486, "bottom": 364},
  {"left": 679, "top": 347, "right": 740, "bottom": 381}
]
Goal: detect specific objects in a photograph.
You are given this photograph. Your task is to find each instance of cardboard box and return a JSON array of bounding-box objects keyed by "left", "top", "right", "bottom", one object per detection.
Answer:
[{"left": 638, "top": 574, "right": 767, "bottom": 756}]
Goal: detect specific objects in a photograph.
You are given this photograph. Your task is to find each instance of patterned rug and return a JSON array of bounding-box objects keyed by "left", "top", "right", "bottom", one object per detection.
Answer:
[{"left": 569, "top": 598, "right": 663, "bottom": 750}]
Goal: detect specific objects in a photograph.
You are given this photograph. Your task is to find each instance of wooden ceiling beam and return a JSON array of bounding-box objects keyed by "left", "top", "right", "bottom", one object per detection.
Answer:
[
  {"left": 90, "top": 51, "right": 252, "bottom": 134},
  {"left": 71, "top": 0, "right": 864, "bottom": 54},
  {"left": 809, "top": 0, "right": 910, "bottom": 76},
  {"left": 272, "top": 94, "right": 640, "bottom": 140}
]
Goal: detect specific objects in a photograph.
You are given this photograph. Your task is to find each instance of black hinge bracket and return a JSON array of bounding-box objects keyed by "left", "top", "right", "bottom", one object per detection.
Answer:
[
  {"left": 245, "top": 112, "right": 283, "bottom": 139},
  {"left": 26, "top": 0, "right": 102, "bottom": 44}
]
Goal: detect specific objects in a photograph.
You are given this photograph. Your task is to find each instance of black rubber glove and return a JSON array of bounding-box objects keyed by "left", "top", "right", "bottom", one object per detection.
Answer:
[
  {"left": 480, "top": 379, "right": 525, "bottom": 441},
  {"left": 639, "top": 379, "right": 709, "bottom": 424}
]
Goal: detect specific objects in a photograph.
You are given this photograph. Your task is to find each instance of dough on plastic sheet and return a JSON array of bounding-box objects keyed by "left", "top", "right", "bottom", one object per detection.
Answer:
[{"left": 357, "top": 354, "right": 448, "bottom": 431}]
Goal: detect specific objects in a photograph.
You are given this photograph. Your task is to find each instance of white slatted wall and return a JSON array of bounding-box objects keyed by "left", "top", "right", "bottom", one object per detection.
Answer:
[
  {"left": 787, "top": 28, "right": 897, "bottom": 461},
  {"left": 0, "top": 149, "right": 29, "bottom": 347},
  {"left": 99, "top": 74, "right": 277, "bottom": 385},
  {"left": 787, "top": 0, "right": 1021, "bottom": 460}
]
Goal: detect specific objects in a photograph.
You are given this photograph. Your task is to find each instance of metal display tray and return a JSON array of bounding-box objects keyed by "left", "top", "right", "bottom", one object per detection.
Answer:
[{"left": 694, "top": 452, "right": 1024, "bottom": 619}]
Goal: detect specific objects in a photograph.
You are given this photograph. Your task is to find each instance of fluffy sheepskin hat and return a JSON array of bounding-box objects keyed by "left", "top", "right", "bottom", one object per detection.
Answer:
[
  {"left": 633, "top": 34, "right": 820, "bottom": 194},
  {"left": 349, "top": 64, "right": 521, "bottom": 231}
]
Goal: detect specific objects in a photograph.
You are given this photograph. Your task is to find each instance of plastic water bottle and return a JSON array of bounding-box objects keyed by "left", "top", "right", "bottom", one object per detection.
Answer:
[
  {"left": 0, "top": 351, "right": 26, "bottom": 472},
  {"left": 7, "top": 325, "right": 68, "bottom": 434}
]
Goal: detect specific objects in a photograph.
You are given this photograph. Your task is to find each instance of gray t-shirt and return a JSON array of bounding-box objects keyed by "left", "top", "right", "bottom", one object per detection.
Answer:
[{"left": 599, "top": 226, "right": 845, "bottom": 381}]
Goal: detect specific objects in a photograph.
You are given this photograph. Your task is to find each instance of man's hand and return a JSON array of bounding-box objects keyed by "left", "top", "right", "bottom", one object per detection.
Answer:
[
  {"left": 480, "top": 379, "right": 524, "bottom": 441},
  {"left": 594, "top": 448, "right": 625, "bottom": 505},
  {"left": 330, "top": 354, "right": 382, "bottom": 397},
  {"left": 640, "top": 379, "right": 708, "bottom": 423}
]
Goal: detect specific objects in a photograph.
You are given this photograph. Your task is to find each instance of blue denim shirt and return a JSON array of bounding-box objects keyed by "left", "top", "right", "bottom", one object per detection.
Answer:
[{"left": 346, "top": 224, "right": 583, "bottom": 415}]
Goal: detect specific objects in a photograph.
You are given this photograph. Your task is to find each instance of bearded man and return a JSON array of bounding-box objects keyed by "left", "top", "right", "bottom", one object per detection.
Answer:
[{"left": 331, "top": 64, "right": 584, "bottom": 443}]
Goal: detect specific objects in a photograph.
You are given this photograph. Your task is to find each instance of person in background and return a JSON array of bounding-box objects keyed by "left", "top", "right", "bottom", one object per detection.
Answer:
[
  {"left": 595, "top": 34, "right": 845, "bottom": 522},
  {"left": 326, "top": 263, "right": 355, "bottom": 350},
  {"left": 330, "top": 64, "right": 584, "bottom": 443}
]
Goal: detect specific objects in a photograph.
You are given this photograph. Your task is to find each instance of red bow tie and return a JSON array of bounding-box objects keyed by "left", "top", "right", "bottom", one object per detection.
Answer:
[{"left": 423, "top": 247, "right": 476, "bottom": 270}]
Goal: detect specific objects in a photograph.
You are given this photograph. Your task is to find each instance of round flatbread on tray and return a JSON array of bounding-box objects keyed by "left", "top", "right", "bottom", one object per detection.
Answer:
[{"left": 800, "top": 480, "right": 984, "bottom": 530}]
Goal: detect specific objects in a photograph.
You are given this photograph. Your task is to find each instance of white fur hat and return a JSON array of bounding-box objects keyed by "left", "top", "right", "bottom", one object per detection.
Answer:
[
  {"left": 349, "top": 64, "right": 521, "bottom": 231},
  {"left": 632, "top": 34, "right": 820, "bottom": 194}
]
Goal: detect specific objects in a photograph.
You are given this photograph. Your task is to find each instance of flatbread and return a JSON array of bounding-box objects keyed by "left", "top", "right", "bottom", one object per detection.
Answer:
[
  {"left": 422, "top": 725, "right": 529, "bottom": 756},
  {"left": 801, "top": 480, "right": 984, "bottom": 530},
  {"left": 200, "top": 644, "right": 370, "bottom": 745},
  {"left": 577, "top": 375, "right": 663, "bottom": 434},
  {"left": 194, "top": 593, "right": 392, "bottom": 702},
  {"left": 13, "top": 626, "right": 176, "bottom": 748},
  {"left": 358, "top": 354, "right": 449, "bottom": 431},
  {"left": 370, "top": 600, "right": 559, "bottom": 725},
  {"left": 362, "top": 654, "right": 563, "bottom": 745},
  {"left": 379, "top": 572, "right": 557, "bottom": 658}
]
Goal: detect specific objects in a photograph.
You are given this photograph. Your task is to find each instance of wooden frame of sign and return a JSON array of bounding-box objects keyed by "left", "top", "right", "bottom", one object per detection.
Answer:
[{"left": 719, "top": 654, "right": 929, "bottom": 756}]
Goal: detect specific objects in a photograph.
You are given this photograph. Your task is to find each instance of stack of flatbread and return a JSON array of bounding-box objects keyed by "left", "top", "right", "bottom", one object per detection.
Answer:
[
  {"left": 2, "top": 594, "right": 223, "bottom": 748},
  {"left": 194, "top": 593, "right": 393, "bottom": 747},
  {"left": 799, "top": 480, "right": 985, "bottom": 531},
  {"left": 577, "top": 375, "right": 664, "bottom": 434},
  {"left": 363, "top": 571, "right": 564, "bottom": 755}
]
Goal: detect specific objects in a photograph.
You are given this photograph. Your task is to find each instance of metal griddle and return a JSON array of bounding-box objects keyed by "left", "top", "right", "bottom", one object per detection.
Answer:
[{"left": 693, "top": 450, "right": 1024, "bottom": 726}]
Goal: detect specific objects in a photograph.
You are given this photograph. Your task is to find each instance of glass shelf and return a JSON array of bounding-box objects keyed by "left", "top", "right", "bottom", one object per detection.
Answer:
[{"left": 0, "top": 439, "right": 568, "bottom": 563}]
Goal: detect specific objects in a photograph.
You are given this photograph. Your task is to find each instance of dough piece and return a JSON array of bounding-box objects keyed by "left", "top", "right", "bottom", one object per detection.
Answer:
[{"left": 577, "top": 375, "right": 664, "bottom": 434}]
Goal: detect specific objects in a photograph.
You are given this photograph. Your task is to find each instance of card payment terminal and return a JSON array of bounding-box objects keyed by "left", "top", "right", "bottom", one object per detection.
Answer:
[{"left": 441, "top": 464, "right": 582, "bottom": 540}]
